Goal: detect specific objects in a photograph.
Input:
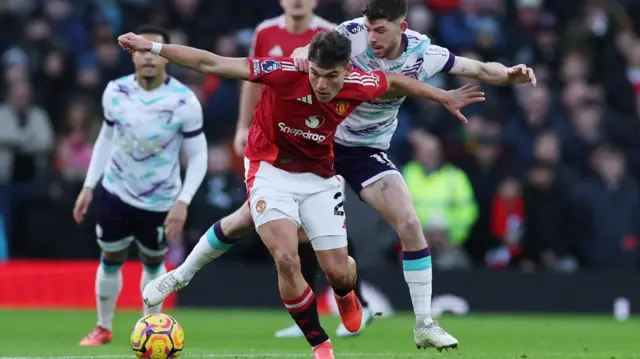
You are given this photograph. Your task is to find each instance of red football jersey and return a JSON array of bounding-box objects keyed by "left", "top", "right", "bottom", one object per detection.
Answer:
[
  {"left": 244, "top": 57, "right": 389, "bottom": 178},
  {"left": 250, "top": 15, "right": 335, "bottom": 58}
]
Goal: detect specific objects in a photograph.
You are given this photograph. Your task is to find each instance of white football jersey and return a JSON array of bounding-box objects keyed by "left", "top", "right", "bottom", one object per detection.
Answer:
[
  {"left": 101, "top": 75, "right": 203, "bottom": 212},
  {"left": 334, "top": 17, "right": 455, "bottom": 149}
]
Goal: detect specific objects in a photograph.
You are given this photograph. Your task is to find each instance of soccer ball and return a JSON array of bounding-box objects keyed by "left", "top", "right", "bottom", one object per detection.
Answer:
[{"left": 131, "top": 314, "right": 185, "bottom": 359}]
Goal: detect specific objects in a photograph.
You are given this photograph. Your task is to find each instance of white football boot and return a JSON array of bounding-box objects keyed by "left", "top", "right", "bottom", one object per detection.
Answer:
[
  {"left": 414, "top": 321, "right": 459, "bottom": 351},
  {"left": 274, "top": 324, "right": 304, "bottom": 338},
  {"left": 142, "top": 270, "right": 189, "bottom": 307}
]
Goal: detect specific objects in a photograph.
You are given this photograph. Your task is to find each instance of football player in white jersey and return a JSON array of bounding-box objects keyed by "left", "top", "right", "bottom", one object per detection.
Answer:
[
  {"left": 142, "top": 0, "right": 531, "bottom": 351},
  {"left": 73, "top": 25, "right": 208, "bottom": 346}
]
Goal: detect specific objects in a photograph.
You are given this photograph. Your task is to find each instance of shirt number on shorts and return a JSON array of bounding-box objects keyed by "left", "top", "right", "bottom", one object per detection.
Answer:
[
  {"left": 156, "top": 226, "right": 166, "bottom": 245},
  {"left": 334, "top": 192, "right": 345, "bottom": 216},
  {"left": 370, "top": 152, "right": 396, "bottom": 168}
]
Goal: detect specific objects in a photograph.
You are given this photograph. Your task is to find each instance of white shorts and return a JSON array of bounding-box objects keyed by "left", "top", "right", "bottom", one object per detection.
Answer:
[{"left": 244, "top": 158, "right": 347, "bottom": 249}]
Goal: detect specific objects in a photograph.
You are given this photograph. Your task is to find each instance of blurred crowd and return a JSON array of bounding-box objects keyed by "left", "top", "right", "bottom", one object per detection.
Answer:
[{"left": 1, "top": 0, "right": 640, "bottom": 271}]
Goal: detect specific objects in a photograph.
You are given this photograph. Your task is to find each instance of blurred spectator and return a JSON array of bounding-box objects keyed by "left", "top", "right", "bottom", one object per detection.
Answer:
[
  {"left": 571, "top": 144, "right": 640, "bottom": 269},
  {"left": 458, "top": 117, "right": 504, "bottom": 265},
  {"left": 521, "top": 161, "right": 576, "bottom": 272},
  {"left": 54, "top": 96, "right": 99, "bottom": 183},
  {"left": 487, "top": 176, "right": 524, "bottom": 268},
  {"left": 404, "top": 131, "right": 477, "bottom": 270},
  {"left": 0, "top": 81, "right": 55, "bottom": 253},
  {"left": 502, "top": 85, "right": 567, "bottom": 172}
]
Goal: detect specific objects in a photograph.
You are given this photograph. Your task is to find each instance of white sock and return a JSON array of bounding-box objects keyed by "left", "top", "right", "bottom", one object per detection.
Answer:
[
  {"left": 402, "top": 250, "right": 434, "bottom": 325},
  {"left": 96, "top": 265, "right": 123, "bottom": 331},
  {"left": 142, "top": 264, "right": 167, "bottom": 315},
  {"left": 175, "top": 223, "right": 233, "bottom": 281}
]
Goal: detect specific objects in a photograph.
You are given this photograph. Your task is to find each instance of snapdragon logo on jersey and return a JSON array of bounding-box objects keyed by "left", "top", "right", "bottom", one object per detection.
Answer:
[
  {"left": 305, "top": 115, "right": 325, "bottom": 129},
  {"left": 278, "top": 116, "right": 327, "bottom": 143},
  {"left": 261, "top": 59, "right": 281, "bottom": 73}
]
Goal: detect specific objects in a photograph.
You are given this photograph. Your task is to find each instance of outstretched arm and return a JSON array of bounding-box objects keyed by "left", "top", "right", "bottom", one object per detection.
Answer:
[
  {"left": 449, "top": 56, "right": 536, "bottom": 86},
  {"left": 385, "top": 74, "right": 485, "bottom": 123},
  {"left": 118, "top": 33, "right": 251, "bottom": 80}
]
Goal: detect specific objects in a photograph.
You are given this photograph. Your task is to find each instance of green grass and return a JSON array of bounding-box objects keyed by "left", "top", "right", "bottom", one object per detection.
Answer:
[{"left": 0, "top": 309, "right": 638, "bottom": 359}]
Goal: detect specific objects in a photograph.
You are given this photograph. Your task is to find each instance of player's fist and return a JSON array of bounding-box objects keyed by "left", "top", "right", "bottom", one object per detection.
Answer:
[
  {"left": 507, "top": 64, "right": 536, "bottom": 86},
  {"left": 73, "top": 187, "right": 93, "bottom": 224},
  {"left": 118, "top": 33, "right": 153, "bottom": 53},
  {"left": 233, "top": 127, "right": 249, "bottom": 157}
]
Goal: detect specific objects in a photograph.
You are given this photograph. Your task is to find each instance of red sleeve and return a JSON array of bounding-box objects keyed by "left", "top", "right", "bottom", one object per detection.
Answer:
[
  {"left": 246, "top": 57, "right": 303, "bottom": 88},
  {"left": 343, "top": 69, "right": 389, "bottom": 101}
]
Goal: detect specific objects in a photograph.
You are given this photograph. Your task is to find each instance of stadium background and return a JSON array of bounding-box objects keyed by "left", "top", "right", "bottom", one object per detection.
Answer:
[{"left": 1, "top": 0, "right": 640, "bottom": 358}]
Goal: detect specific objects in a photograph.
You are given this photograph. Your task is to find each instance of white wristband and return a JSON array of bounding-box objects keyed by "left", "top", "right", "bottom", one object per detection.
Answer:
[{"left": 150, "top": 41, "right": 163, "bottom": 55}]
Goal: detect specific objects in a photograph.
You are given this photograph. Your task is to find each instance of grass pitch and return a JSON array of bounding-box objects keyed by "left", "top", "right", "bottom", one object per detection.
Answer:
[{"left": 0, "top": 309, "right": 637, "bottom": 359}]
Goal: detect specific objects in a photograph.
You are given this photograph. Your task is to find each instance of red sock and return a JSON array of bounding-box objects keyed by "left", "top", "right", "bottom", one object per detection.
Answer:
[{"left": 282, "top": 285, "right": 329, "bottom": 347}]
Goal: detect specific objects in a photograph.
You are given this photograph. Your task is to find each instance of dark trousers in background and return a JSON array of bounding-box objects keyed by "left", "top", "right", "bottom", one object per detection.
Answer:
[{"left": 0, "top": 182, "right": 31, "bottom": 259}]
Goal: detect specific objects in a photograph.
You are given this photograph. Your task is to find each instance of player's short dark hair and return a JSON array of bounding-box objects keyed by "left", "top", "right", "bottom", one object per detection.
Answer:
[
  {"left": 362, "top": 0, "right": 408, "bottom": 22},
  {"left": 135, "top": 25, "right": 171, "bottom": 44},
  {"left": 308, "top": 32, "right": 351, "bottom": 69}
]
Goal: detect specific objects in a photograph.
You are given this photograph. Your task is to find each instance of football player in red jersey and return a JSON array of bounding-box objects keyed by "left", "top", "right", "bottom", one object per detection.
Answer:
[
  {"left": 236, "top": 0, "right": 334, "bottom": 155},
  {"left": 238, "top": 0, "right": 375, "bottom": 339},
  {"left": 119, "top": 30, "right": 483, "bottom": 359}
]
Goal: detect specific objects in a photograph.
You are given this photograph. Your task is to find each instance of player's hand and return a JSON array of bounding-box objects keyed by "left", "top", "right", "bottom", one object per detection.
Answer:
[
  {"left": 507, "top": 64, "right": 536, "bottom": 86},
  {"left": 291, "top": 48, "right": 310, "bottom": 73},
  {"left": 233, "top": 127, "right": 249, "bottom": 157},
  {"left": 117, "top": 32, "right": 153, "bottom": 53},
  {"left": 164, "top": 201, "right": 188, "bottom": 240},
  {"left": 73, "top": 187, "right": 93, "bottom": 224},
  {"left": 442, "top": 84, "right": 486, "bottom": 124}
]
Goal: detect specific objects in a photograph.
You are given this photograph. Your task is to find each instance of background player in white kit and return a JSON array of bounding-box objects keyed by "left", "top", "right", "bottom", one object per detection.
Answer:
[
  {"left": 142, "top": 0, "right": 531, "bottom": 351},
  {"left": 72, "top": 25, "right": 208, "bottom": 346}
]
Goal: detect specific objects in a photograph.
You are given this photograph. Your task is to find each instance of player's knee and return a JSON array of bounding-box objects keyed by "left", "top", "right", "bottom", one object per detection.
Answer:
[
  {"left": 100, "top": 251, "right": 126, "bottom": 273},
  {"left": 140, "top": 254, "right": 165, "bottom": 274},
  {"left": 273, "top": 250, "right": 301, "bottom": 278}
]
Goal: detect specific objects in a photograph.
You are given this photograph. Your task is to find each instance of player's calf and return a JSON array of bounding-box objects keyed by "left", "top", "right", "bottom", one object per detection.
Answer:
[
  {"left": 173, "top": 203, "right": 253, "bottom": 282},
  {"left": 260, "top": 218, "right": 330, "bottom": 348},
  {"left": 139, "top": 254, "right": 167, "bottom": 315},
  {"left": 142, "top": 220, "right": 240, "bottom": 307},
  {"left": 315, "top": 240, "right": 363, "bottom": 334},
  {"left": 80, "top": 251, "right": 125, "bottom": 346}
]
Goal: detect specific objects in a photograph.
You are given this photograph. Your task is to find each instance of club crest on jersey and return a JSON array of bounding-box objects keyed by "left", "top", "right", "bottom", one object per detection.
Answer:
[
  {"left": 305, "top": 115, "right": 325, "bottom": 129},
  {"left": 335, "top": 101, "right": 349, "bottom": 115},
  {"left": 255, "top": 199, "right": 266, "bottom": 213},
  {"left": 261, "top": 60, "right": 281, "bottom": 73}
]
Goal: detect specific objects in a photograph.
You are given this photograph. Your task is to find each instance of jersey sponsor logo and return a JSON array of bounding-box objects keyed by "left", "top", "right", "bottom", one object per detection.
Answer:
[
  {"left": 252, "top": 59, "right": 261, "bottom": 75},
  {"left": 305, "top": 115, "right": 325, "bottom": 129},
  {"left": 261, "top": 59, "right": 281, "bottom": 73},
  {"left": 335, "top": 101, "right": 349, "bottom": 115},
  {"left": 255, "top": 199, "right": 266, "bottom": 213},
  {"left": 345, "top": 22, "right": 364, "bottom": 34},
  {"left": 278, "top": 122, "right": 327, "bottom": 143}
]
